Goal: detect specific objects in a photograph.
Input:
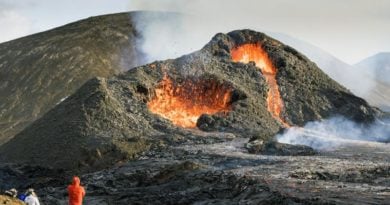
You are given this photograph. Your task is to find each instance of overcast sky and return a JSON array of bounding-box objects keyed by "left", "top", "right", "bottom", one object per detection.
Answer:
[{"left": 0, "top": 0, "right": 389, "bottom": 64}]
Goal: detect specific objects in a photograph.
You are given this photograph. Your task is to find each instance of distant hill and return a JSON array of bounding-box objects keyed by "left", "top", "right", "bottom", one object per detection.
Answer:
[
  {"left": 355, "top": 52, "right": 390, "bottom": 111},
  {"left": 362, "top": 80, "right": 390, "bottom": 111},
  {"left": 0, "top": 12, "right": 146, "bottom": 144},
  {"left": 270, "top": 33, "right": 390, "bottom": 112},
  {"left": 355, "top": 52, "right": 390, "bottom": 84}
]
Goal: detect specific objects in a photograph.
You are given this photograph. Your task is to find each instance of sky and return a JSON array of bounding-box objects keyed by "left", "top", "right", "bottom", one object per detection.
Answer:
[{"left": 0, "top": 0, "right": 389, "bottom": 64}]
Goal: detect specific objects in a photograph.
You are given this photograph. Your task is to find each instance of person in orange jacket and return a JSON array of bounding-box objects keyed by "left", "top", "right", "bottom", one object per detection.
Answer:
[{"left": 67, "top": 176, "right": 86, "bottom": 205}]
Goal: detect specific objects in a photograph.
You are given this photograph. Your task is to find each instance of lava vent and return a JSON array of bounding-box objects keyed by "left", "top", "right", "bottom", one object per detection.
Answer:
[
  {"left": 147, "top": 75, "right": 233, "bottom": 128},
  {"left": 231, "top": 43, "right": 289, "bottom": 127}
]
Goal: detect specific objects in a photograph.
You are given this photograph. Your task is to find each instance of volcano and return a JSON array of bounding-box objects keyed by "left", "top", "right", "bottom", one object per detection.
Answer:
[{"left": 0, "top": 30, "right": 380, "bottom": 172}]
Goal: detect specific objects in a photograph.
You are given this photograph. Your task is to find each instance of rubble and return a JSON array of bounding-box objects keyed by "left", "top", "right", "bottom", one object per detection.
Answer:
[{"left": 1, "top": 137, "right": 388, "bottom": 204}]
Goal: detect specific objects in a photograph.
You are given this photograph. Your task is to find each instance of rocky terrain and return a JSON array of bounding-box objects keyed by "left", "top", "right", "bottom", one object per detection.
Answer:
[
  {"left": 0, "top": 30, "right": 381, "bottom": 173},
  {"left": 0, "top": 135, "right": 388, "bottom": 204},
  {"left": 0, "top": 12, "right": 146, "bottom": 144},
  {"left": 0, "top": 12, "right": 388, "bottom": 205},
  {"left": 271, "top": 33, "right": 390, "bottom": 112},
  {"left": 1, "top": 11, "right": 387, "bottom": 146}
]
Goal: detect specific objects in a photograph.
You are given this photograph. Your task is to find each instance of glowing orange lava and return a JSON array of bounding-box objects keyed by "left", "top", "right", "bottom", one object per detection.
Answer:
[
  {"left": 147, "top": 75, "right": 232, "bottom": 128},
  {"left": 231, "top": 43, "right": 289, "bottom": 127}
]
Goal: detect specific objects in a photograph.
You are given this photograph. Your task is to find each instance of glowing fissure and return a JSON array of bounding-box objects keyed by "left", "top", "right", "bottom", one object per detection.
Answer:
[
  {"left": 147, "top": 75, "right": 233, "bottom": 128},
  {"left": 231, "top": 43, "right": 289, "bottom": 127}
]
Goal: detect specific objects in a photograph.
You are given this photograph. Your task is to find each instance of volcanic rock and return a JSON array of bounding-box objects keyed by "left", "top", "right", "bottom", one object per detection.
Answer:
[
  {"left": 0, "top": 164, "right": 65, "bottom": 191},
  {"left": 0, "top": 12, "right": 145, "bottom": 144},
  {"left": 3, "top": 140, "right": 388, "bottom": 205},
  {"left": 246, "top": 139, "right": 316, "bottom": 156},
  {"left": 0, "top": 29, "right": 380, "bottom": 172}
]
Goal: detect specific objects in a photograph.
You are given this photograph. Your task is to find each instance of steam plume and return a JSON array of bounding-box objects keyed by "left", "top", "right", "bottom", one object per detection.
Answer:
[
  {"left": 128, "top": 1, "right": 389, "bottom": 99},
  {"left": 276, "top": 117, "right": 390, "bottom": 150}
]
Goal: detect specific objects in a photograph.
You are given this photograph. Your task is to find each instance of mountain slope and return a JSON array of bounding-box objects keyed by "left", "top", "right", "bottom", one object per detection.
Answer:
[
  {"left": 270, "top": 33, "right": 390, "bottom": 112},
  {"left": 362, "top": 80, "right": 390, "bottom": 111},
  {"left": 0, "top": 12, "right": 145, "bottom": 144},
  {"left": 0, "top": 30, "right": 379, "bottom": 172},
  {"left": 355, "top": 52, "right": 390, "bottom": 84},
  {"left": 355, "top": 52, "right": 390, "bottom": 111},
  {"left": 2, "top": 12, "right": 388, "bottom": 146}
]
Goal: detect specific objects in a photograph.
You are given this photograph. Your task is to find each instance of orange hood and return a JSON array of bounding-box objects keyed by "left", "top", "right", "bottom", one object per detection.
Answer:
[{"left": 72, "top": 176, "right": 80, "bottom": 186}]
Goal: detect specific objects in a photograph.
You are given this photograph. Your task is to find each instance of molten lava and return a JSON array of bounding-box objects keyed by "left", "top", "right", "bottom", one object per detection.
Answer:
[
  {"left": 147, "top": 75, "right": 232, "bottom": 128},
  {"left": 231, "top": 43, "right": 289, "bottom": 127}
]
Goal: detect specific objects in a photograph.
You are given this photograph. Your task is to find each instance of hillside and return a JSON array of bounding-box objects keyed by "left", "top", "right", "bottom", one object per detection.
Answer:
[
  {"left": 0, "top": 30, "right": 379, "bottom": 172},
  {"left": 356, "top": 52, "right": 390, "bottom": 84},
  {"left": 1, "top": 12, "right": 388, "bottom": 147},
  {"left": 355, "top": 53, "right": 390, "bottom": 111},
  {"left": 0, "top": 12, "right": 144, "bottom": 144},
  {"left": 270, "top": 33, "right": 390, "bottom": 112}
]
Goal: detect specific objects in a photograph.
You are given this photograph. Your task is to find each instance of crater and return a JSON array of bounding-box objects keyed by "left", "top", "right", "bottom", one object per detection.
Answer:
[{"left": 147, "top": 75, "right": 233, "bottom": 128}]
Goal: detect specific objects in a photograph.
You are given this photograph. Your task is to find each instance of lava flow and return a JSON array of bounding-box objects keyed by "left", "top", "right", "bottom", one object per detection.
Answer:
[
  {"left": 231, "top": 43, "right": 289, "bottom": 127},
  {"left": 147, "top": 75, "right": 233, "bottom": 128}
]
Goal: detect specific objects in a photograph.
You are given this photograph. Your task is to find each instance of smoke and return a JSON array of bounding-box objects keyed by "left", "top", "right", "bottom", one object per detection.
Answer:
[
  {"left": 130, "top": 11, "right": 248, "bottom": 65},
  {"left": 276, "top": 117, "right": 390, "bottom": 150},
  {"left": 129, "top": 0, "right": 276, "bottom": 64},
  {"left": 128, "top": 0, "right": 390, "bottom": 63},
  {"left": 128, "top": 0, "right": 390, "bottom": 113},
  {"left": 131, "top": 12, "right": 209, "bottom": 64},
  {"left": 128, "top": 1, "right": 390, "bottom": 103}
]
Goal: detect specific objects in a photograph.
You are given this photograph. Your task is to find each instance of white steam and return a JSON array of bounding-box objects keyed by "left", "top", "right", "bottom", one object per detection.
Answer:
[
  {"left": 129, "top": 1, "right": 275, "bottom": 65},
  {"left": 132, "top": 12, "right": 213, "bottom": 64},
  {"left": 127, "top": 0, "right": 390, "bottom": 63},
  {"left": 277, "top": 117, "right": 390, "bottom": 150},
  {"left": 128, "top": 1, "right": 390, "bottom": 104}
]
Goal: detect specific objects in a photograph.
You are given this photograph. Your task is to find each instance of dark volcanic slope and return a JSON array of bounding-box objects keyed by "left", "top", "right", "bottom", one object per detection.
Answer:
[
  {"left": 271, "top": 33, "right": 390, "bottom": 112},
  {"left": 0, "top": 30, "right": 379, "bottom": 172},
  {"left": 0, "top": 12, "right": 144, "bottom": 144}
]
